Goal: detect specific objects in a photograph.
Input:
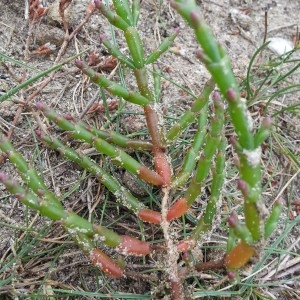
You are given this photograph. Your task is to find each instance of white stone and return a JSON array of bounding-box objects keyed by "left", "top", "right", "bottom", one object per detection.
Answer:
[{"left": 267, "top": 37, "right": 294, "bottom": 56}]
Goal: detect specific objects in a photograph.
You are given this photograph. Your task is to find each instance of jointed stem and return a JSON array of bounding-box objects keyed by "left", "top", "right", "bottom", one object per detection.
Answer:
[
  {"left": 145, "top": 29, "right": 179, "bottom": 65},
  {"left": 84, "top": 122, "right": 153, "bottom": 150},
  {"left": 36, "top": 129, "right": 142, "bottom": 212},
  {"left": 191, "top": 134, "right": 226, "bottom": 240},
  {"left": 0, "top": 171, "right": 151, "bottom": 254},
  {"left": 166, "top": 78, "right": 214, "bottom": 143},
  {"left": 172, "top": 103, "right": 209, "bottom": 188},
  {"left": 188, "top": 92, "right": 223, "bottom": 190},
  {"left": 75, "top": 232, "right": 124, "bottom": 278},
  {"left": 35, "top": 129, "right": 162, "bottom": 224},
  {"left": 168, "top": 90, "right": 225, "bottom": 220},
  {"left": 75, "top": 60, "right": 151, "bottom": 106},
  {"left": 36, "top": 102, "right": 164, "bottom": 186},
  {"left": 0, "top": 0, "right": 283, "bottom": 293},
  {"left": 172, "top": 0, "right": 272, "bottom": 244}
]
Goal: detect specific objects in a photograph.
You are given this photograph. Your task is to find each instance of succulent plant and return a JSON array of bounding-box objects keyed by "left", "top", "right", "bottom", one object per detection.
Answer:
[{"left": 0, "top": 1, "right": 283, "bottom": 298}]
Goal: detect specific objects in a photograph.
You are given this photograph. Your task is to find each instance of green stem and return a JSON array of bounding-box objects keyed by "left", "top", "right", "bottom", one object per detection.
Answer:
[
  {"left": 227, "top": 211, "right": 254, "bottom": 245},
  {"left": 145, "top": 30, "right": 179, "bottom": 65},
  {"left": 78, "top": 120, "right": 153, "bottom": 150},
  {"left": 165, "top": 78, "right": 214, "bottom": 142},
  {"left": 36, "top": 102, "right": 164, "bottom": 186},
  {"left": 190, "top": 134, "right": 226, "bottom": 240},
  {"left": 0, "top": 134, "right": 64, "bottom": 213},
  {"left": 94, "top": 0, "right": 129, "bottom": 30},
  {"left": 124, "top": 26, "right": 145, "bottom": 69},
  {"left": 134, "top": 68, "right": 154, "bottom": 101},
  {"left": 264, "top": 200, "right": 282, "bottom": 239},
  {"left": 0, "top": 172, "right": 152, "bottom": 254},
  {"left": 131, "top": 0, "right": 140, "bottom": 26},
  {"left": 173, "top": 0, "right": 270, "bottom": 242},
  {"left": 100, "top": 35, "right": 135, "bottom": 69},
  {"left": 75, "top": 60, "right": 150, "bottom": 106},
  {"left": 184, "top": 90, "right": 224, "bottom": 206},
  {"left": 0, "top": 171, "right": 120, "bottom": 245},
  {"left": 112, "top": 0, "right": 133, "bottom": 25},
  {"left": 36, "top": 129, "right": 145, "bottom": 213},
  {"left": 202, "top": 135, "right": 226, "bottom": 225},
  {"left": 171, "top": 103, "right": 208, "bottom": 188},
  {"left": 172, "top": 1, "right": 253, "bottom": 149}
]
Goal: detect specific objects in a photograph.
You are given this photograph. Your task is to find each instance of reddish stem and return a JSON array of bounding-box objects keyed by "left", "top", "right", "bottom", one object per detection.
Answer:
[
  {"left": 170, "top": 279, "right": 184, "bottom": 300},
  {"left": 167, "top": 198, "right": 189, "bottom": 221},
  {"left": 138, "top": 208, "right": 162, "bottom": 224},
  {"left": 177, "top": 238, "right": 196, "bottom": 252},
  {"left": 139, "top": 165, "right": 164, "bottom": 186},
  {"left": 117, "top": 235, "right": 151, "bottom": 256},
  {"left": 224, "top": 241, "right": 255, "bottom": 270},
  {"left": 143, "top": 104, "right": 172, "bottom": 187},
  {"left": 90, "top": 248, "right": 124, "bottom": 278},
  {"left": 178, "top": 257, "right": 225, "bottom": 277},
  {"left": 153, "top": 147, "right": 172, "bottom": 186},
  {"left": 144, "top": 105, "right": 162, "bottom": 147}
]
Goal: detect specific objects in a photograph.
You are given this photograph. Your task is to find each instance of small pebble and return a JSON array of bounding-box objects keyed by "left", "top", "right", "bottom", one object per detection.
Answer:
[{"left": 267, "top": 37, "right": 294, "bottom": 55}]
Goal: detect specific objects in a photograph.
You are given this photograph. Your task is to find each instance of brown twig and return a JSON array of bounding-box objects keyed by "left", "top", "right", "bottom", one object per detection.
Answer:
[
  {"left": 263, "top": 9, "right": 268, "bottom": 44},
  {"left": 178, "top": 257, "right": 225, "bottom": 277},
  {"left": 59, "top": 0, "right": 72, "bottom": 31},
  {"left": 0, "top": 62, "right": 23, "bottom": 84}
]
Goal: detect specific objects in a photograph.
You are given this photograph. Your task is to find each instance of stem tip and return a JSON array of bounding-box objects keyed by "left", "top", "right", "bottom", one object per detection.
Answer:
[
  {"left": 94, "top": 0, "right": 102, "bottom": 9},
  {"left": 228, "top": 271, "right": 235, "bottom": 280},
  {"left": 227, "top": 87, "right": 237, "bottom": 101},
  {"left": 0, "top": 172, "right": 7, "bottom": 181},
  {"left": 75, "top": 59, "right": 83, "bottom": 68},
  {"left": 227, "top": 212, "right": 237, "bottom": 227},
  {"left": 35, "top": 101, "right": 45, "bottom": 110}
]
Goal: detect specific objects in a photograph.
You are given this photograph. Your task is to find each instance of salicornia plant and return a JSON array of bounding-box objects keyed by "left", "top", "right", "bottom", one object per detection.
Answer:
[{"left": 0, "top": 0, "right": 284, "bottom": 298}]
